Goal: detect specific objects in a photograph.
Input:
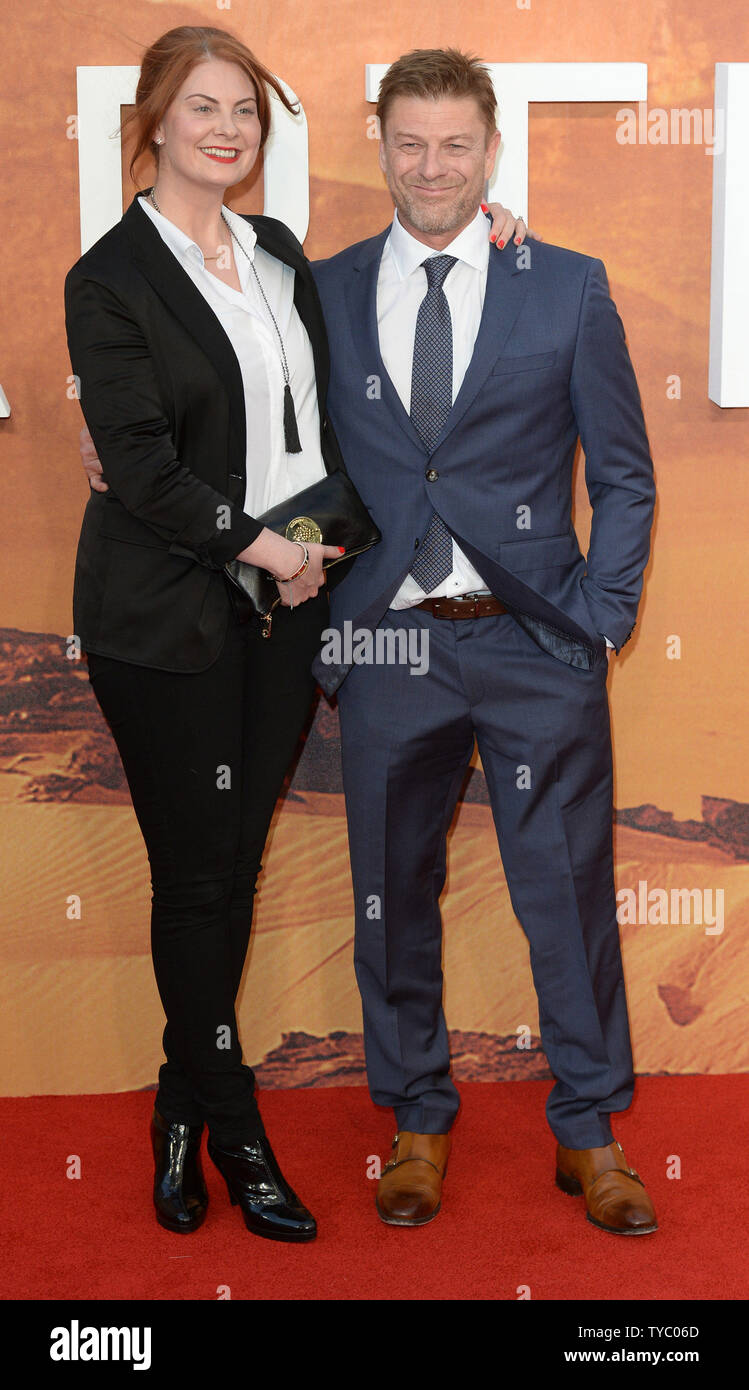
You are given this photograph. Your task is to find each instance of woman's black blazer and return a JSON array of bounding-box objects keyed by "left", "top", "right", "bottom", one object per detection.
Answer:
[{"left": 64, "top": 190, "right": 346, "bottom": 671}]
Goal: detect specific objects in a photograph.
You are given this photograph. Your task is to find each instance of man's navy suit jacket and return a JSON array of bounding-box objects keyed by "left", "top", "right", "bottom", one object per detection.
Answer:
[{"left": 310, "top": 224, "right": 655, "bottom": 697}]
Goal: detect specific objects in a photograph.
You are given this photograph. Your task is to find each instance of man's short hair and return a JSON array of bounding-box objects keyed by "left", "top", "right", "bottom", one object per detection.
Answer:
[{"left": 376, "top": 48, "right": 498, "bottom": 142}]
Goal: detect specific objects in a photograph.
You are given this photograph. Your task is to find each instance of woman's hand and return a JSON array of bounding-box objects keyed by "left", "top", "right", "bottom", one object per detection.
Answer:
[
  {"left": 273, "top": 540, "right": 343, "bottom": 607},
  {"left": 235, "top": 529, "right": 343, "bottom": 606},
  {"left": 481, "top": 202, "right": 542, "bottom": 249}
]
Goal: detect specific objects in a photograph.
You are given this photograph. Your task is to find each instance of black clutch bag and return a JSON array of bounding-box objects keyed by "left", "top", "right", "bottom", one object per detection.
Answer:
[{"left": 224, "top": 467, "right": 381, "bottom": 631}]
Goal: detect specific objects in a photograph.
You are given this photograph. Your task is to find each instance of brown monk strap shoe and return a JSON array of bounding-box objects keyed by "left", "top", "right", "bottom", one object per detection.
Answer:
[
  {"left": 556, "top": 1139, "right": 658, "bottom": 1235},
  {"left": 375, "top": 1131, "right": 451, "bottom": 1226}
]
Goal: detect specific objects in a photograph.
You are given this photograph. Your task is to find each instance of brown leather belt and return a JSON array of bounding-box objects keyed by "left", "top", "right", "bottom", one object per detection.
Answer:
[{"left": 413, "top": 594, "right": 508, "bottom": 619}]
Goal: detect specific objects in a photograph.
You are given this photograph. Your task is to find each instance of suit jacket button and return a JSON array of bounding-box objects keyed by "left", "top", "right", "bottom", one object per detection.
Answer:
[{"left": 426, "top": 468, "right": 439, "bottom": 481}]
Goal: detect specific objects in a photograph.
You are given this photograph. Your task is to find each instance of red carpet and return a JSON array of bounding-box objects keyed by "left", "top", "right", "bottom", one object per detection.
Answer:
[{"left": 3, "top": 1075, "right": 747, "bottom": 1301}]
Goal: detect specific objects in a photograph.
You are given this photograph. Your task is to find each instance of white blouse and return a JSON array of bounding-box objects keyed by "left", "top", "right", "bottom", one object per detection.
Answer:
[{"left": 137, "top": 195, "right": 326, "bottom": 520}]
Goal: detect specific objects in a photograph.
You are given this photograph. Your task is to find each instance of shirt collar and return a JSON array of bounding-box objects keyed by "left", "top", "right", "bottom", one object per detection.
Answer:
[
  {"left": 387, "top": 204, "right": 490, "bottom": 280},
  {"left": 137, "top": 194, "right": 257, "bottom": 271}
]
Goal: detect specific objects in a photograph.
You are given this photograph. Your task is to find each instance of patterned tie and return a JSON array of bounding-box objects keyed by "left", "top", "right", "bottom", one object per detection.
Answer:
[{"left": 408, "top": 254, "right": 457, "bottom": 593}]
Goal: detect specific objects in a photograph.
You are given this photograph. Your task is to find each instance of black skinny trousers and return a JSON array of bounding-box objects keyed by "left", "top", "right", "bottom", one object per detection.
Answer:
[{"left": 86, "top": 591, "right": 327, "bottom": 1146}]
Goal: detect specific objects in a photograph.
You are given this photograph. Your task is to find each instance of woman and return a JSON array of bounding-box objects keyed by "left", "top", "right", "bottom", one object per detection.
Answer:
[{"left": 66, "top": 24, "right": 525, "bottom": 1243}]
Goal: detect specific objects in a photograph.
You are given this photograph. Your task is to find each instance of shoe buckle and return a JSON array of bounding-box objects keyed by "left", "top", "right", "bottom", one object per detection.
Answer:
[
  {"left": 381, "top": 1133, "right": 401, "bottom": 1174},
  {"left": 615, "top": 1139, "right": 639, "bottom": 1180}
]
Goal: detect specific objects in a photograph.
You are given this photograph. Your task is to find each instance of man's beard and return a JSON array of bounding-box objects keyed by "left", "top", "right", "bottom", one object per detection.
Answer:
[{"left": 391, "top": 180, "right": 483, "bottom": 237}]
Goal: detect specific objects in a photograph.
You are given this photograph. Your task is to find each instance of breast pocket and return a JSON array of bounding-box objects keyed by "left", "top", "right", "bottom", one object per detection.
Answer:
[{"left": 491, "top": 350, "right": 557, "bottom": 376}]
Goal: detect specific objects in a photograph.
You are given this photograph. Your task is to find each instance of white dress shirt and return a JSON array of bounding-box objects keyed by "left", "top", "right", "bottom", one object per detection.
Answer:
[
  {"left": 378, "top": 206, "right": 491, "bottom": 609},
  {"left": 137, "top": 195, "right": 326, "bottom": 520},
  {"left": 378, "top": 206, "right": 613, "bottom": 646}
]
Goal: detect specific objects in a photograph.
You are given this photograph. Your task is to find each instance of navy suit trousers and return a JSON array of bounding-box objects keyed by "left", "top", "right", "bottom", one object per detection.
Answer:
[{"left": 336, "top": 605, "right": 634, "bottom": 1149}]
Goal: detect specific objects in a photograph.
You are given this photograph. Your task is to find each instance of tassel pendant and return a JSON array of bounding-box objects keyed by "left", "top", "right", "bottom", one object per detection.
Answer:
[
  {"left": 219, "top": 214, "right": 302, "bottom": 455},
  {"left": 283, "top": 383, "right": 302, "bottom": 454}
]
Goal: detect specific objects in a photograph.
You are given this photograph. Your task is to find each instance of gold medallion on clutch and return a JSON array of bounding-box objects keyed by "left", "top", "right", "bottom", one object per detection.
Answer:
[{"left": 285, "top": 516, "right": 323, "bottom": 544}]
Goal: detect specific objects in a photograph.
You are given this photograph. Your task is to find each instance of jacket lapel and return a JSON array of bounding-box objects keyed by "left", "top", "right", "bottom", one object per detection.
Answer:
[
  {"left": 344, "top": 222, "right": 532, "bottom": 457},
  {"left": 344, "top": 228, "right": 428, "bottom": 455},
  {"left": 431, "top": 242, "right": 530, "bottom": 453},
  {"left": 123, "top": 193, "right": 332, "bottom": 478},
  {"left": 124, "top": 192, "right": 247, "bottom": 471}
]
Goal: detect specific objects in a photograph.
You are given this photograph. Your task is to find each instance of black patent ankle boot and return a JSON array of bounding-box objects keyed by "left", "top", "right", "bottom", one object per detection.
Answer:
[
  {"left": 150, "top": 1107, "right": 208, "bottom": 1233},
  {"left": 207, "top": 1132, "right": 316, "bottom": 1242}
]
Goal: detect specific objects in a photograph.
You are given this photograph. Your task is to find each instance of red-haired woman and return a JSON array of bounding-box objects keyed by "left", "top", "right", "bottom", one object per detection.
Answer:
[{"left": 66, "top": 25, "right": 524, "bottom": 1243}]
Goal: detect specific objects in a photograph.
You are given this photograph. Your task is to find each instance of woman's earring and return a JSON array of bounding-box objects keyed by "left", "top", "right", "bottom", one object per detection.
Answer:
[{"left": 155, "top": 136, "right": 163, "bottom": 145}]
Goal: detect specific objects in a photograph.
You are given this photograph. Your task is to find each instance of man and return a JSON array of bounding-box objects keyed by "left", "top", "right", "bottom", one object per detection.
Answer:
[
  {"left": 310, "top": 48, "right": 656, "bottom": 1235},
  {"left": 79, "top": 48, "right": 657, "bottom": 1236}
]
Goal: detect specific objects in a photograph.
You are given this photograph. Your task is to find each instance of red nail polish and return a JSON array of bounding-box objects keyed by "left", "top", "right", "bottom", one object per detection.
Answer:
[
  {"left": 338, "top": 546, "right": 345, "bottom": 553},
  {"left": 497, "top": 239, "right": 504, "bottom": 249},
  {"left": 514, "top": 236, "right": 521, "bottom": 244},
  {"left": 490, "top": 234, "right": 496, "bottom": 243},
  {"left": 480, "top": 201, "right": 488, "bottom": 212}
]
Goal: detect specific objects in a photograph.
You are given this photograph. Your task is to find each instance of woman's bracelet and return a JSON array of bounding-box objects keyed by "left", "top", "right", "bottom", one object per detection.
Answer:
[{"left": 276, "top": 541, "right": 309, "bottom": 583}]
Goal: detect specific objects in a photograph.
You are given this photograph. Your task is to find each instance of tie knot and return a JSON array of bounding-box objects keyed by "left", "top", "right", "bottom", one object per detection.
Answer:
[{"left": 422, "top": 254, "right": 457, "bottom": 291}]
